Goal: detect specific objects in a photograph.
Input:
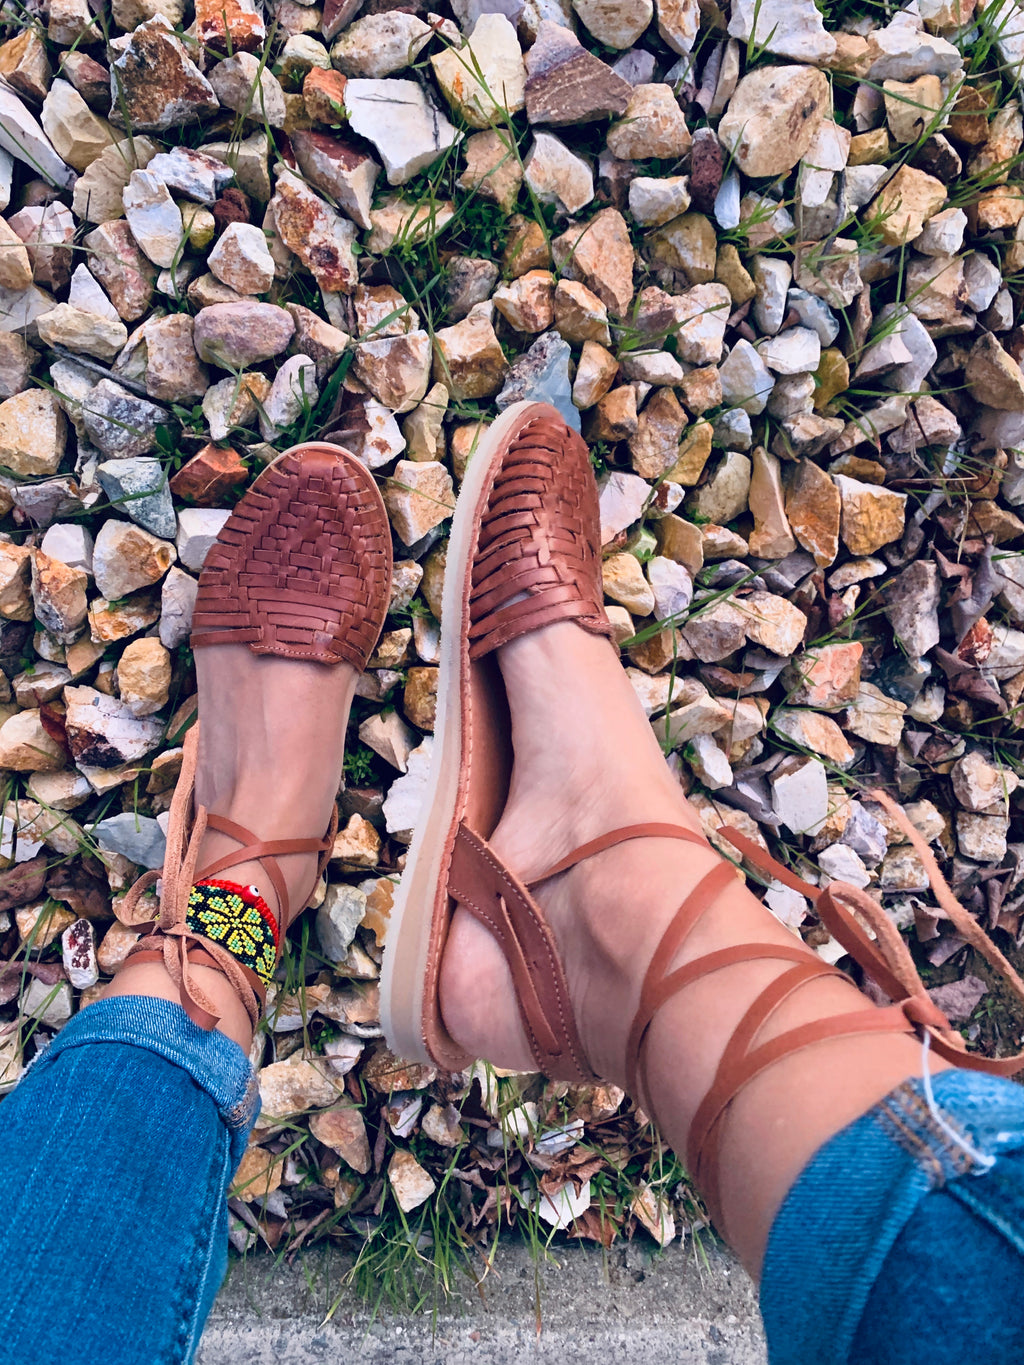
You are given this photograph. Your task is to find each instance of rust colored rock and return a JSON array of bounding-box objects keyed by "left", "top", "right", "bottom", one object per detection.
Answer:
[
  {"left": 211, "top": 188, "right": 251, "bottom": 233},
  {"left": 321, "top": 0, "right": 361, "bottom": 41},
  {"left": 524, "top": 20, "right": 632, "bottom": 126},
  {"left": 551, "top": 208, "right": 635, "bottom": 318},
  {"left": 270, "top": 171, "right": 359, "bottom": 293},
  {"left": 109, "top": 17, "right": 219, "bottom": 133},
  {"left": 309, "top": 1104, "right": 371, "bottom": 1172},
  {"left": 303, "top": 67, "right": 348, "bottom": 125},
  {"left": 783, "top": 641, "right": 862, "bottom": 710},
  {"left": 689, "top": 127, "right": 723, "bottom": 215},
  {"left": 83, "top": 220, "right": 156, "bottom": 322},
  {"left": 290, "top": 130, "right": 379, "bottom": 230},
  {"left": 60, "top": 51, "right": 111, "bottom": 112},
  {"left": 0, "top": 856, "right": 49, "bottom": 914},
  {"left": 785, "top": 459, "right": 841, "bottom": 568},
  {"left": 169, "top": 444, "right": 249, "bottom": 505},
  {"left": 0, "top": 30, "right": 51, "bottom": 103},
  {"left": 195, "top": 0, "right": 266, "bottom": 52},
  {"left": 748, "top": 447, "right": 797, "bottom": 559},
  {"left": 8, "top": 203, "right": 74, "bottom": 292}
]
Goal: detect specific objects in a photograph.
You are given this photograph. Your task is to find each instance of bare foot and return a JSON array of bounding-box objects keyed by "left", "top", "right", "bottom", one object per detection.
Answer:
[{"left": 189, "top": 644, "right": 357, "bottom": 919}]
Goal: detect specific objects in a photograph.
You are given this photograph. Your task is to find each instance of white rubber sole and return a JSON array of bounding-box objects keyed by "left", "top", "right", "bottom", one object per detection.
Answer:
[{"left": 379, "top": 401, "right": 547, "bottom": 1065}]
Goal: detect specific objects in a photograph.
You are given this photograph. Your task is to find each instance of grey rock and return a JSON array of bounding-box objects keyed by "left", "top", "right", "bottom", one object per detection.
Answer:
[
  {"left": 145, "top": 148, "right": 233, "bottom": 204},
  {"left": 344, "top": 78, "right": 461, "bottom": 186},
  {"left": 22, "top": 977, "right": 72, "bottom": 1025},
  {"left": 40, "top": 523, "right": 93, "bottom": 574},
  {"left": 209, "top": 53, "right": 286, "bottom": 128},
  {"left": 719, "top": 339, "right": 774, "bottom": 414},
  {"left": 92, "top": 812, "right": 166, "bottom": 869},
  {"left": 316, "top": 882, "right": 368, "bottom": 960},
  {"left": 496, "top": 331, "right": 577, "bottom": 430},
  {"left": 97, "top": 457, "right": 176, "bottom": 538},
  {"left": 446, "top": 257, "right": 501, "bottom": 322},
  {"left": 786, "top": 288, "right": 839, "bottom": 345},
  {"left": 12, "top": 478, "right": 82, "bottom": 528},
  {"left": 713, "top": 171, "right": 740, "bottom": 230},
  {"left": 611, "top": 49, "right": 657, "bottom": 85},
  {"left": 82, "top": 380, "right": 167, "bottom": 459},
  {"left": 752, "top": 257, "right": 791, "bottom": 336},
  {"left": 712, "top": 408, "right": 752, "bottom": 450},
  {"left": 838, "top": 801, "right": 888, "bottom": 867},
  {"left": 159, "top": 566, "right": 198, "bottom": 648},
  {"left": 193, "top": 302, "right": 295, "bottom": 369},
  {"left": 177, "top": 507, "right": 230, "bottom": 572},
  {"left": 64, "top": 684, "right": 164, "bottom": 767},
  {"left": 884, "top": 560, "right": 940, "bottom": 660}
]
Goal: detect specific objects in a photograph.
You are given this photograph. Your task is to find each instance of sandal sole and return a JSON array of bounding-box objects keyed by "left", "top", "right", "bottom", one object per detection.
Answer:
[{"left": 379, "top": 401, "right": 558, "bottom": 1069}]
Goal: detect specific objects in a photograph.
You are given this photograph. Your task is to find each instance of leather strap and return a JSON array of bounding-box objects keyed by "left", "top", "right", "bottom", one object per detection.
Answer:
[
  {"left": 127, "top": 945, "right": 268, "bottom": 1031},
  {"left": 622, "top": 785, "right": 1024, "bottom": 1236},
  {"left": 119, "top": 724, "right": 337, "bottom": 1031},
  {"left": 527, "top": 823, "right": 708, "bottom": 888},
  {"left": 468, "top": 417, "right": 613, "bottom": 660},
  {"left": 449, "top": 824, "right": 597, "bottom": 1081},
  {"left": 449, "top": 821, "right": 708, "bottom": 1080}
]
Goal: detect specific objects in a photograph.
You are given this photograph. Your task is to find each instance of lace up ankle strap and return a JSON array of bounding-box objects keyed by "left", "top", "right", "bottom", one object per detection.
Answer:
[
  {"left": 625, "top": 788, "right": 1024, "bottom": 1234},
  {"left": 119, "top": 725, "right": 337, "bottom": 1030},
  {"left": 449, "top": 821, "right": 711, "bottom": 1080}
]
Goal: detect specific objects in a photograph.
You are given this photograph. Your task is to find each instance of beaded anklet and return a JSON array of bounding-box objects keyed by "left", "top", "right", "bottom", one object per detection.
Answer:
[{"left": 186, "top": 879, "right": 280, "bottom": 991}]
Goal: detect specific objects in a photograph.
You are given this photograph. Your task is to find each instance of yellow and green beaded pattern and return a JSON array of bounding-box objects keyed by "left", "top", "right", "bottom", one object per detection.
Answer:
[{"left": 186, "top": 882, "right": 277, "bottom": 989}]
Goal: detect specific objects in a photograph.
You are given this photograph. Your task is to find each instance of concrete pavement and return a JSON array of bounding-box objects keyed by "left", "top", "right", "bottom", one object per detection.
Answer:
[{"left": 199, "top": 1239, "right": 767, "bottom": 1364}]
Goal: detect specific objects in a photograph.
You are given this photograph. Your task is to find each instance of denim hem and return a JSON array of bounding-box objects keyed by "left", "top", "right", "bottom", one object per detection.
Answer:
[
  {"left": 30, "top": 995, "right": 259, "bottom": 1167},
  {"left": 759, "top": 1068, "right": 1024, "bottom": 1365}
]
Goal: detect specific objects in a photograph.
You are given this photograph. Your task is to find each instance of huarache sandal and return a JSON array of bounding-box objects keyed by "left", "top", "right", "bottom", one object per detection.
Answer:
[
  {"left": 120, "top": 442, "right": 392, "bottom": 1031},
  {"left": 380, "top": 400, "right": 623, "bottom": 1073},
  {"left": 379, "top": 403, "right": 1024, "bottom": 1229}
]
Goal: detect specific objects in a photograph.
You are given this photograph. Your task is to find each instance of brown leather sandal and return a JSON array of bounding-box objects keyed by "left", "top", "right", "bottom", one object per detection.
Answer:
[
  {"left": 120, "top": 443, "right": 392, "bottom": 1031},
  {"left": 380, "top": 402, "right": 1024, "bottom": 1227},
  {"left": 381, "top": 399, "right": 616, "bottom": 1072}
]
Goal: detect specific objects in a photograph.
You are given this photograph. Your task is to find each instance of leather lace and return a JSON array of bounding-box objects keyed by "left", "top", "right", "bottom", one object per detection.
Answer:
[
  {"left": 455, "top": 791, "right": 1024, "bottom": 1232},
  {"left": 120, "top": 724, "right": 337, "bottom": 1031},
  {"left": 625, "top": 788, "right": 1024, "bottom": 1231}
]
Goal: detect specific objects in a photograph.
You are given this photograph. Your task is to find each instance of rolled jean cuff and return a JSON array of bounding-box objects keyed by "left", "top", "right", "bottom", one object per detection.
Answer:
[
  {"left": 28, "top": 995, "right": 260, "bottom": 1167},
  {"left": 759, "top": 1067, "right": 1024, "bottom": 1365}
]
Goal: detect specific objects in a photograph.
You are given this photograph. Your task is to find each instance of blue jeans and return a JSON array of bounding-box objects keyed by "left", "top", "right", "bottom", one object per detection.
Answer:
[
  {"left": 0, "top": 998, "right": 258, "bottom": 1365},
  {"left": 762, "top": 1066, "right": 1024, "bottom": 1363},
  {"left": 1, "top": 999, "right": 1023, "bottom": 1363}
]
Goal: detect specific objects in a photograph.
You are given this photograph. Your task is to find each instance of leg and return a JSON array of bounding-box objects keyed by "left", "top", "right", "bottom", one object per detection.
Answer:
[
  {"left": 0, "top": 997, "right": 257, "bottom": 1365},
  {"left": 0, "top": 446, "right": 389, "bottom": 1362},
  {"left": 107, "top": 648, "right": 358, "bottom": 1051},
  {"left": 441, "top": 622, "right": 943, "bottom": 1272},
  {"left": 441, "top": 624, "right": 1024, "bottom": 1357}
]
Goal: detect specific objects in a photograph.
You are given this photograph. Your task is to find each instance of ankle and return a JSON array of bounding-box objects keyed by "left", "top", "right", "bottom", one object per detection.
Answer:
[{"left": 103, "top": 960, "right": 255, "bottom": 1052}]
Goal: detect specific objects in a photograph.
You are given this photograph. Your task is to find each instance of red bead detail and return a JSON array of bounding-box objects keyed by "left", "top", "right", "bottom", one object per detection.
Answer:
[{"left": 193, "top": 878, "right": 280, "bottom": 947}]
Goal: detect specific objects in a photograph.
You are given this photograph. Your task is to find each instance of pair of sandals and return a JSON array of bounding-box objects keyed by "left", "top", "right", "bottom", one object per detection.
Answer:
[{"left": 119, "top": 400, "right": 1024, "bottom": 1219}]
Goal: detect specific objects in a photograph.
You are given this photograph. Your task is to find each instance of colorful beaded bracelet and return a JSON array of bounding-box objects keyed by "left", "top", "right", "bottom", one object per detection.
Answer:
[{"left": 186, "top": 879, "right": 279, "bottom": 991}]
